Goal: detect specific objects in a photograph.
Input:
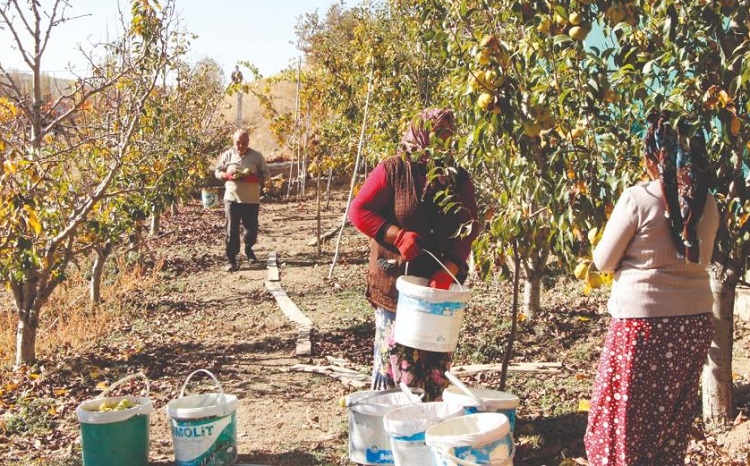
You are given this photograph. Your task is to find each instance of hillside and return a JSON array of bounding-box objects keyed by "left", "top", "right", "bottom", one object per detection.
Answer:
[
  {"left": 222, "top": 79, "right": 299, "bottom": 162},
  {"left": 3, "top": 71, "right": 295, "bottom": 163},
  {"left": 0, "top": 71, "right": 76, "bottom": 100}
]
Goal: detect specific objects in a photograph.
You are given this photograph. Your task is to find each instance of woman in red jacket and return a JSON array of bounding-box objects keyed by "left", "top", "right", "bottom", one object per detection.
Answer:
[{"left": 348, "top": 108, "right": 479, "bottom": 401}]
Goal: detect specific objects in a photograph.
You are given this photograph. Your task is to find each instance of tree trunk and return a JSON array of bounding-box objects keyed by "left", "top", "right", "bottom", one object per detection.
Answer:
[
  {"left": 702, "top": 275, "right": 735, "bottom": 424},
  {"left": 170, "top": 201, "right": 179, "bottom": 216},
  {"left": 499, "top": 242, "right": 521, "bottom": 391},
  {"left": 523, "top": 273, "right": 542, "bottom": 319},
  {"left": 316, "top": 169, "right": 322, "bottom": 256},
  {"left": 150, "top": 206, "right": 161, "bottom": 235},
  {"left": 325, "top": 167, "right": 332, "bottom": 209},
  {"left": 521, "top": 248, "right": 548, "bottom": 319},
  {"left": 90, "top": 245, "right": 111, "bottom": 305},
  {"left": 16, "top": 316, "right": 38, "bottom": 367}
]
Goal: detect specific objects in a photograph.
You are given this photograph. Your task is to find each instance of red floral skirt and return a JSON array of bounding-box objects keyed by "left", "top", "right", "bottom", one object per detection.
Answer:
[
  {"left": 371, "top": 307, "right": 452, "bottom": 401},
  {"left": 584, "top": 314, "right": 712, "bottom": 466}
]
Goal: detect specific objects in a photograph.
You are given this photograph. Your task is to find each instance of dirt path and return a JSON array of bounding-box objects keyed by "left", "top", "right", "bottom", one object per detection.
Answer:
[{"left": 140, "top": 191, "right": 370, "bottom": 465}]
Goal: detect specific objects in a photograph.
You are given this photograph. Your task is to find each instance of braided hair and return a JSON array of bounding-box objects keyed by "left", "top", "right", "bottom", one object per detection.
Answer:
[{"left": 643, "top": 110, "right": 710, "bottom": 263}]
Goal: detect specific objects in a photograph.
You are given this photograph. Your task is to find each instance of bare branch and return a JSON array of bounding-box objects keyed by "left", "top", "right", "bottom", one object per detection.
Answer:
[
  {"left": 37, "top": 0, "right": 68, "bottom": 61},
  {"left": 0, "top": 1, "right": 36, "bottom": 68}
]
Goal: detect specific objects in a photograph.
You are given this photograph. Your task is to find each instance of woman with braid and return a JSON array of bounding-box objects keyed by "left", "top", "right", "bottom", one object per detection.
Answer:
[
  {"left": 348, "top": 108, "right": 479, "bottom": 401},
  {"left": 584, "top": 110, "right": 720, "bottom": 465}
]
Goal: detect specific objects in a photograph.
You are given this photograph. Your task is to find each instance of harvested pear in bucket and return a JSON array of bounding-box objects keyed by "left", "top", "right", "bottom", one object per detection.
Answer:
[{"left": 85, "top": 398, "right": 140, "bottom": 412}]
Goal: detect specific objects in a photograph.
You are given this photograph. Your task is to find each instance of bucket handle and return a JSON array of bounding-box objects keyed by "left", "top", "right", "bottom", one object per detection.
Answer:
[
  {"left": 434, "top": 442, "right": 516, "bottom": 466},
  {"left": 406, "top": 249, "right": 465, "bottom": 292},
  {"left": 97, "top": 372, "right": 150, "bottom": 400},
  {"left": 340, "top": 387, "right": 424, "bottom": 408},
  {"left": 399, "top": 382, "right": 442, "bottom": 423},
  {"left": 180, "top": 369, "right": 230, "bottom": 416},
  {"left": 95, "top": 372, "right": 150, "bottom": 418},
  {"left": 445, "top": 370, "right": 485, "bottom": 407}
]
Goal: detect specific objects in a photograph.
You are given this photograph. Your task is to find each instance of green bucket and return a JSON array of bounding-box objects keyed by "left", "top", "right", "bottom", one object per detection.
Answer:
[
  {"left": 166, "top": 369, "right": 238, "bottom": 466},
  {"left": 76, "top": 373, "right": 153, "bottom": 466}
]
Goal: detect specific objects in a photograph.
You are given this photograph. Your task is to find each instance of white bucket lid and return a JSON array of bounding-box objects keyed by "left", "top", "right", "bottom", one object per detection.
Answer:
[
  {"left": 425, "top": 412, "right": 510, "bottom": 448},
  {"left": 166, "top": 392, "right": 238, "bottom": 419},
  {"left": 76, "top": 396, "right": 153, "bottom": 424},
  {"left": 396, "top": 275, "right": 471, "bottom": 303},
  {"left": 443, "top": 386, "right": 520, "bottom": 410},
  {"left": 383, "top": 401, "right": 464, "bottom": 437}
]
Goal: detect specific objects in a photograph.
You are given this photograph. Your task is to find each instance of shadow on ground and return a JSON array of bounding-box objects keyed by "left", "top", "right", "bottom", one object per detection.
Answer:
[{"left": 514, "top": 412, "right": 588, "bottom": 465}]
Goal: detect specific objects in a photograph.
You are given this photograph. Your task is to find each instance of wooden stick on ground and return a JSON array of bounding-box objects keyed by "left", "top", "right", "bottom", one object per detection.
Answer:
[
  {"left": 307, "top": 223, "right": 343, "bottom": 246},
  {"left": 289, "top": 364, "right": 370, "bottom": 388},
  {"left": 264, "top": 252, "right": 311, "bottom": 356},
  {"left": 289, "top": 360, "right": 563, "bottom": 388},
  {"left": 451, "top": 362, "right": 563, "bottom": 376}
]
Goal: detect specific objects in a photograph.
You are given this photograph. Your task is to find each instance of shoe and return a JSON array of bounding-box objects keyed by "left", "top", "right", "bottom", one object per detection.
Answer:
[
  {"left": 245, "top": 248, "right": 258, "bottom": 264},
  {"left": 225, "top": 262, "right": 239, "bottom": 272}
]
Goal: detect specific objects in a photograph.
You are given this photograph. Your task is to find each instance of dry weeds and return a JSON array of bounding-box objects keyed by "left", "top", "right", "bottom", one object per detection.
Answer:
[{"left": 0, "top": 256, "right": 162, "bottom": 364}]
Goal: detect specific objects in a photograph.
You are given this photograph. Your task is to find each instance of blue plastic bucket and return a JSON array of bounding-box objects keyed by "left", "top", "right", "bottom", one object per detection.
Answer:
[{"left": 166, "top": 370, "right": 238, "bottom": 466}]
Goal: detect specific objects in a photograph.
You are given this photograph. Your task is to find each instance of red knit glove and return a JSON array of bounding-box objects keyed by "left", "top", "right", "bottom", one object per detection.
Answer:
[
  {"left": 225, "top": 171, "right": 236, "bottom": 181},
  {"left": 428, "top": 270, "right": 454, "bottom": 290},
  {"left": 393, "top": 229, "right": 422, "bottom": 262}
]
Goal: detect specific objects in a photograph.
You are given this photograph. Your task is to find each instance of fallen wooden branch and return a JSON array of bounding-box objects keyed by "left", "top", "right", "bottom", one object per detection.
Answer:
[
  {"left": 307, "top": 224, "right": 343, "bottom": 246},
  {"left": 451, "top": 362, "right": 563, "bottom": 376},
  {"left": 272, "top": 213, "right": 342, "bottom": 222},
  {"left": 290, "top": 364, "right": 370, "bottom": 388},
  {"left": 325, "top": 355, "right": 354, "bottom": 368},
  {"left": 290, "top": 360, "right": 562, "bottom": 388}
]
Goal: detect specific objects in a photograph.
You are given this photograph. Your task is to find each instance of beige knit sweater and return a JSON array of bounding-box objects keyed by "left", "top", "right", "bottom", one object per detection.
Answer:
[
  {"left": 593, "top": 180, "right": 719, "bottom": 319},
  {"left": 214, "top": 148, "right": 270, "bottom": 204}
]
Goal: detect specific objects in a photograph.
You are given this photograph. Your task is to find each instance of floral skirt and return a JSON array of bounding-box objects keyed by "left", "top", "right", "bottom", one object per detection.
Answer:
[
  {"left": 584, "top": 314, "right": 712, "bottom": 466},
  {"left": 371, "top": 307, "right": 452, "bottom": 401}
]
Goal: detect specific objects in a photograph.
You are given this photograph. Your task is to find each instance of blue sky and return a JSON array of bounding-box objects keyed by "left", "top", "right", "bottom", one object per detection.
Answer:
[{"left": 1, "top": 0, "right": 354, "bottom": 80}]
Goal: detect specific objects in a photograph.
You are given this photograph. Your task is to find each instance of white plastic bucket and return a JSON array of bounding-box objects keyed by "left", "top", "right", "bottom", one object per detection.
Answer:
[
  {"left": 393, "top": 275, "right": 470, "bottom": 352},
  {"left": 383, "top": 402, "right": 464, "bottom": 466},
  {"left": 442, "top": 387, "right": 520, "bottom": 432},
  {"left": 344, "top": 388, "right": 424, "bottom": 465},
  {"left": 426, "top": 413, "right": 514, "bottom": 466},
  {"left": 166, "top": 369, "right": 239, "bottom": 466},
  {"left": 76, "top": 373, "right": 153, "bottom": 466},
  {"left": 201, "top": 188, "right": 221, "bottom": 209}
]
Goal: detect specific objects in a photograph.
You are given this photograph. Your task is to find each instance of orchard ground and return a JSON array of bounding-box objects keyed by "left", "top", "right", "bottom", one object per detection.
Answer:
[{"left": 1, "top": 186, "right": 749, "bottom": 465}]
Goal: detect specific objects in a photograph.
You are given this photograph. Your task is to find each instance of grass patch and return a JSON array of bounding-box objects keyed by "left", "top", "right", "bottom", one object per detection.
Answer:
[{"left": 1, "top": 396, "right": 57, "bottom": 436}]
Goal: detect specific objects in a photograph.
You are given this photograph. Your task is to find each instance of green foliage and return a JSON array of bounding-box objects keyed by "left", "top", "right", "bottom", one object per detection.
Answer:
[
  {"left": 292, "top": 1, "right": 455, "bottom": 178},
  {"left": 1, "top": 396, "right": 58, "bottom": 436},
  {"left": 383, "top": 0, "right": 750, "bottom": 290}
]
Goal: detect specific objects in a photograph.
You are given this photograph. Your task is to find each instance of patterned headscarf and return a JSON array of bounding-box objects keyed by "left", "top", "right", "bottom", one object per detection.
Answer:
[
  {"left": 399, "top": 108, "right": 456, "bottom": 159},
  {"left": 643, "top": 110, "right": 710, "bottom": 262},
  {"left": 398, "top": 108, "right": 458, "bottom": 203}
]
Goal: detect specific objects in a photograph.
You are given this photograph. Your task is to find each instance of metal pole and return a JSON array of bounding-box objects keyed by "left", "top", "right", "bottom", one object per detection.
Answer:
[
  {"left": 236, "top": 91, "right": 243, "bottom": 128},
  {"left": 328, "top": 58, "right": 375, "bottom": 279}
]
